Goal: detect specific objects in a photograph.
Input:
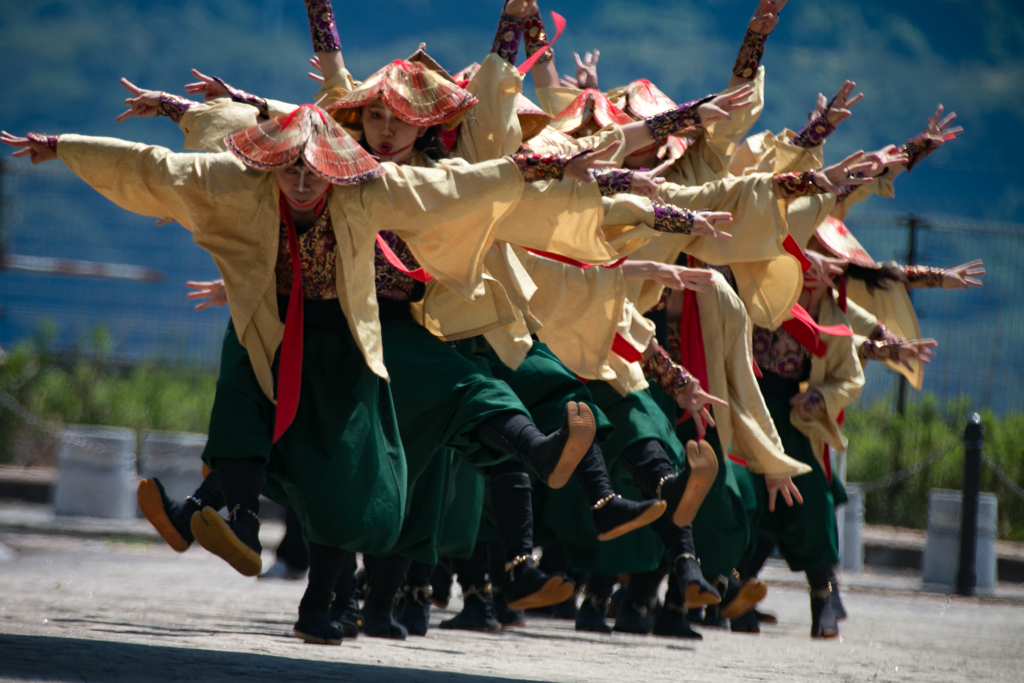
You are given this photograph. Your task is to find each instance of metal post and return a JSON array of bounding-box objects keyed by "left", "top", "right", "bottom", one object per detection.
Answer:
[{"left": 957, "top": 413, "right": 984, "bottom": 596}]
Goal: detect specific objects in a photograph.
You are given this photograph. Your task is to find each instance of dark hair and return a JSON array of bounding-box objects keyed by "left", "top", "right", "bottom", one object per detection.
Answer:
[
  {"left": 413, "top": 125, "right": 449, "bottom": 161},
  {"left": 845, "top": 263, "right": 907, "bottom": 293}
]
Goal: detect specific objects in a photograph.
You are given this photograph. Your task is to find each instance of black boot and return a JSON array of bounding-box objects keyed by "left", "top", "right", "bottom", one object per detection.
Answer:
[
  {"left": 191, "top": 458, "right": 263, "bottom": 576},
  {"left": 652, "top": 573, "right": 702, "bottom": 639},
  {"left": 575, "top": 575, "right": 615, "bottom": 634},
  {"left": 730, "top": 608, "right": 760, "bottom": 633},
  {"left": 620, "top": 439, "right": 718, "bottom": 529},
  {"left": 294, "top": 543, "right": 347, "bottom": 645},
  {"left": 396, "top": 561, "right": 434, "bottom": 637},
  {"left": 439, "top": 584, "right": 501, "bottom": 632},
  {"left": 430, "top": 557, "right": 454, "bottom": 609},
  {"left": 262, "top": 506, "right": 309, "bottom": 580},
  {"left": 475, "top": 404, "right": 596, "bottom": 489},
  {"left": 329, "top": 552, "right": 362, "bottom": 639},
  {"left": 754, "top": 609, "right": 778, "bottom": 625},
  {"left": 137, "top": 477, "right": 200, "bottom": 552},
  {"left": 613, "top": 567, "right": 665, "bottom": 635},
  {"left": 718, "top": 572, "right": 768, "bottom": 620},
  {"left": 828, "top": 567, "right": 847, "bottom": 620},
  {"left": 489, "top": 469, "right": 575, "bottom": 611},
  {"left": 607, "top": 581, "right": 627, "bottom": 620},
  {"left": 362, "top": 555, "right": 411, "bottom": 640},
  {"left": 551, "top": 591, "right": 579, "bottom": 620},
  {"left": 439, "top": 544, "right": 500, "bottom": 632},
  {"left": 700, "top": 604, "right": 728, "bottom": 629},
  {"left": 492, "top": 588, "right": 526, "bottom": 628},
  {"left": 575, "top": 443, "right": 665, "bottom": 541},
  {"left": 808, "top": 570, "right": 839, "bottom": 638},
  {"left": 487, "top": 541, "right": 525, "bottom": 628},
  {"left": 649, "top": 517, "right": 719, "bottom": 611}
]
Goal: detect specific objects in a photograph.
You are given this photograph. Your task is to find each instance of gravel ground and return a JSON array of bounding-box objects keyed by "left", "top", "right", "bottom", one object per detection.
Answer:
[{"left": 0, "top": 529, "right": 1022, "bottom": 683}]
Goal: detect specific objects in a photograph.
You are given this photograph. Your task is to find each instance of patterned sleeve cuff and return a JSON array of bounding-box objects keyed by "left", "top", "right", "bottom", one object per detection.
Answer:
[
  {"left": 901, "top": 264, "right": 945, "bottom": 289},
  {"left": 774, "top": 171, "right": 828, "bottom": 199},
  {"left": 304, "top": 0, "right": 342, "bottom": 52},
  {"left": 26, "top": 133, "right": 58, "bottom": 153},
  {"left": 802, "top": 391, "right": 826, "bottom": 415},
  {"left": 513, "top": 152, "right": 566, "bottom": 182},
  {"left": 789, "top": 115, "right": 836, "bottom": 148},
  {"left": 642, "top": 347, "right": 693, "bottom": 399},
  {"left": 732, "top": 28, "right": 767, "bottom": 79},
  {"left": 211, "top": 77, "right": 269, "bottom": 120},
  {"left": 592, "top": 169, "right": 633, "bottom": 197},
  {"left": 522, "top": 14, "right": 553, "bottom": 62},
  {"left": 653, "top": 205, "right": 696, "bottom": 234},
  {"left": 491, "top": 13, "right": 523, "bottom": 65},
  {"left": 898, "top": 134, "right": 940, "bottom": 172},
  {"left": 644, "top": 95, "right": 715, "bottom": 144},
  {"left": 158, "top": 93, "right": 198, "bottom": 124},
  {"left": 858, "top": 339, "right": 903, "bottom": 362}
]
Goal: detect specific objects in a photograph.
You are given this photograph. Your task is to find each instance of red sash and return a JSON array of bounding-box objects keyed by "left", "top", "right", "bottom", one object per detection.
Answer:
[
  {"left": 273, "top": 195, "right": 305, "bottom": 442},
  {"left": 376, "top": 234, "right": 433, "bottom": 283}
]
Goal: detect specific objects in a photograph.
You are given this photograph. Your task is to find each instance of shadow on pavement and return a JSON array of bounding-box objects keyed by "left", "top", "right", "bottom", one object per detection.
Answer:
[{"left": 0, "top": 634, "right": 542, "bottom": 683}]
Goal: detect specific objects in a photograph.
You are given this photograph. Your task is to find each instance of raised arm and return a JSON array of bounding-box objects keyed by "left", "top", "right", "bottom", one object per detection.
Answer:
[
  {"left": 304, "top": 0, "right": 344, "bottom": 82},
  {"left": 727, "top": 0, "right": 787, "bottom": 89}
]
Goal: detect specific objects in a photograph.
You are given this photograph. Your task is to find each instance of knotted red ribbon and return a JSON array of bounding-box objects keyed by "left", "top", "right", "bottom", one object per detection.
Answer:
[
  {"left": 273, "top": 193, "right": 305, "bottom": 443},
  {"left": 780, "top": 303, "right": 852, "bottom": 358},
  {"left": 517, "top": 12, "right": 566, "bottom": 75}
]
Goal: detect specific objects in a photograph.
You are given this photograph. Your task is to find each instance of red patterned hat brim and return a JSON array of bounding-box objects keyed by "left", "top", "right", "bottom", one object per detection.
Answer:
[
  {"left": 226, "top": 105, "right": 382, "bottom": 186},
  {"left": 550, "top": 88, "right": 633, "bottom": 134},
  {"left": 816, "top": 216, "right": 878, "bottom": 268},
  {"left": 623, "top": 79, "right": 677, "bottom": 120},
  {"left": 327, "top": 60, "right": 478, "bottom": 128}
]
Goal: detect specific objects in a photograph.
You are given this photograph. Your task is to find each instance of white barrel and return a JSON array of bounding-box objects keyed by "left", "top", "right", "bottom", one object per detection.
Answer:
[
  {"left": 841, "top": 484, "right": 864, "bottom": 573},
  {"left": 139, "top": 431, "right": 208, "bottom": 506},
  {"left": 53, "top": 425, "right": 137, "bottom": 519},
  {"left": 921, "top": 488, "right": 998, "bottom": 589}
]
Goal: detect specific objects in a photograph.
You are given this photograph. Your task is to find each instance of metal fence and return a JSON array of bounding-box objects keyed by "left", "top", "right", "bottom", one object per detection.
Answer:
[
  {"left": 0, "top": 161, "right": 229, "bottom": 367},
  {"left": 848, "top": 212, "right": 1024, "bottom": 414},
  {"left": 1, "top": 161, "right": 1023, "bottom": 413}
]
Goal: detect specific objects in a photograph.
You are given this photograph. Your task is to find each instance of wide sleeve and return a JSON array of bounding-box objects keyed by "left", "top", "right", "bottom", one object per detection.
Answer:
[
  {"left": 311, "top": 68, "right": 358, "bottom": 108},
  {"left": 729, "top": 128, "right": 825, "bottom": 177},
  {"left": 178, "top": 99, "right": 264, "bottom": 152},
  {"left": 454, "top": 53, "right": 524, "bottom": 163},
  {"left": 527, "top": 125, "right": 629, "bottom": 166},
  {"left": 844, "top": 299, "right": 879, "bottom": 338},
  {"left": 790, "top": 298, "right": 865, "bottom": 458},
  {"left": 55, "top": 134, "right": 257, "bottom": 234},
  {"left": 536, "top": 85, "right": 582, "bottom": 117},
  {"left": 707, "top": 275, "right": 811, "bottom": 478}
]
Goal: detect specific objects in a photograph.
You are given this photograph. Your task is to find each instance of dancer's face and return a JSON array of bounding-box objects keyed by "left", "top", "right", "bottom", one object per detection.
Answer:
[
  {"left": 361, "top": 100, "right": 427, "bottom": 163},
  {"left": 276, "top": 163, "right": 332, "bottom": 209}
]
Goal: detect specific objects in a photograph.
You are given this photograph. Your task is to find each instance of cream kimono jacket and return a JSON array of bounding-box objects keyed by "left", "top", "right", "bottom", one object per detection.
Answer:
[{"left": 789, "top": 295, "right": 866, "bottom": 473}]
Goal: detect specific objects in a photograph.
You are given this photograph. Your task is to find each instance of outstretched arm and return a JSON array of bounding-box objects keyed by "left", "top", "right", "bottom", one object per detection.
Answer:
[
  {"left": 524, "top": 0, "right": 559, "bottom": 89},
  {"left": 304, "top": 0, "right": 344, "bottom": 82},
  {"left": 789, "top": 80, "right": 864, "bottom": 148},
  {"left": 727, "top": 0, "right": 787, "bottom": 89}
]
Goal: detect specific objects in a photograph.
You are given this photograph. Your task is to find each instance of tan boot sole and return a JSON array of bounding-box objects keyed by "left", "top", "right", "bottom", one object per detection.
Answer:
[
  {"left": 545, "top": 402, "right": 597, "bottom": 490},
  {"left": 507, "top": 576, "right": 575, "bottom": 611},
  {"left": 293, "top": 627, "right": 342, "bottom": 645},
  {"left": 684, "top": 583, "right": 723, "bottom": 610},
  {"left": 597, "top": 500, "right": 667, "bottom": 541},
  {"left": 137, "top": 479, "right": 189, "bottom": 553},
  {"left": 721, "top": 579, "right": 769, "bottom": 620},
  {"left": 672, "top": 440, "right": 719, "bottom": 527},
  {"left": 190, "top": 507, "right": 262, "bottom": 577}
]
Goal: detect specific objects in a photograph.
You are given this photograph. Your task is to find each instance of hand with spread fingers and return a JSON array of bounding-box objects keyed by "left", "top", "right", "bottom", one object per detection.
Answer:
[
  {"left": 858, "top": 145, "right": 910, "bottom": 178},
  {"left": 187, "top": 280, "right": 228, "bottom": 311},
  {"left": 819, "top": 80, "right": 864, "bottom": 127},
  {"left": 691, "top": 211, "right": 734, "bottom": 239},
  {"left": 116, "top": 78, "right": 164, "bottom": 122},
  {"left": 1, "top": 131, "right": 58, "bottom": 164},
  {"left": 678, "top": 380, "right": 729, "bottom": 439},
  {"left": 748, "top": 0, "right": 788, "bottom": 35},
  {"left": 813, "top": 151, "right": 876, "bottom": 194},
  {"left": 564, "top": 141, "right": 621, "bottom": 182},
  {"left": 765, "top": 475, "right": 804, "bottom": 512},
  {"left": 698, "top": 85, "right": 755, "bottom": 126},
  {"left": 941, "top": 259, "right": 985, "bottom": 290},
  {"left": 804, "top": 250, "right": 846, "bottom": 288},
  {"left": 621, "top": 261, "right": 714, "bottom": 293},
  {"left": 629, "top": 159, "right": 673, "bottom": 200},
  {"left": 183, "top": 69, "right": 231, "bottom": 101}
]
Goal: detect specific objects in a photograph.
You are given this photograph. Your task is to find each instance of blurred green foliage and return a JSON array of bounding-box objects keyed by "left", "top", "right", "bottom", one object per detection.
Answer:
[
  {"left": 846, "top": 395, "right": 1024, "bottom": 541},
  {"left": 0, "top": 321, "right": 216, "bottom": 464}
]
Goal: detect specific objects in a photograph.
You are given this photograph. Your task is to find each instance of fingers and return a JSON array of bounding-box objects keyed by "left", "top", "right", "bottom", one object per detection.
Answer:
[
  {"left": 701, "top": 390, "right": 729, "bottom": 409},
  {"left": 574, "top": 52, "right": 585, "bottom": 69},
  {"left": 846, "top": 92, "right": 865, "bottom": 108},
  {"left": 194, "top": 300, "right": 215, "bottom": 311},
  {"left": 115, "top": 108, "right": 135, "bottom": 124},
  {"left": 12, "top": 147, "right": 33, "bottom": 158},
  {"left": 0, "top": 131, "right": 30, "bottom": 147},
  {"left": 120, "top": 77, "right": 143, "bottom": 95},
  {"left": 650, "top": 158, "right": 673, "bottom": 177},
  {"left": 790, "top": 482, "right": 804, "bottom": 505},
  {"left": 309, "top": 72, "right": 325, "bottom": 83},
  {"left": 190, "top": 68, "right": 213, "bottom": 83},
  {"left": 700, "top": 407, "right": 716, "bottom": 428},
  {"left": 836, "top": 150, "right": 866, "bottom": 169},
  {"left": 767, "top": 487, "right": 777, "bottom": 513},
  {"left": 693, "top": 413, "right": 706, "bottom": 439},
  {"left": 591, "top": 50, "right": 600, "bottom": 66},
  {"left": 780, "top": 485, "right": 794, "bottom": 508},
  {"left": 589, "top": 140, "right": 621, "bottom": 160}
]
